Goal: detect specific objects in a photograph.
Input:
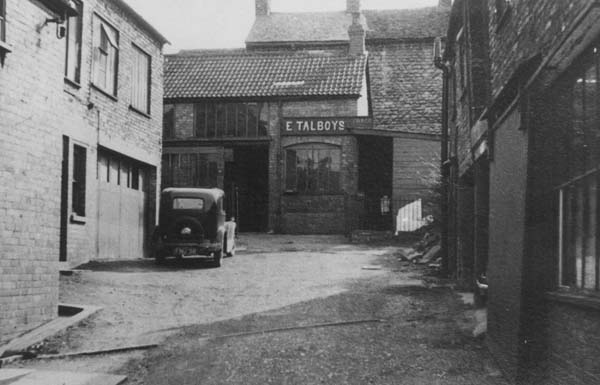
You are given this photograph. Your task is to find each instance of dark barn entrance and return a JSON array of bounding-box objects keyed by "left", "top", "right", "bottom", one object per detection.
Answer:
[
  {"left": 224, "top": 145, "right": 269, "bottom": 232},
  {"left": 358, "top": 136, "right": 393, "bottom": 230}
]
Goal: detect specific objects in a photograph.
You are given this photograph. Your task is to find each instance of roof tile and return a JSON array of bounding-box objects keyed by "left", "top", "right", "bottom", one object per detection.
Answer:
[{"left": 165, "top": 51, "right": 366, "bottom": 99}]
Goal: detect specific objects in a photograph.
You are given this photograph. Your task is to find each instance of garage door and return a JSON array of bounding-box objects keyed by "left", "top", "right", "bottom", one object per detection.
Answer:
[{"left": 97, "top": 151, "right": 149, "bottom": 260}]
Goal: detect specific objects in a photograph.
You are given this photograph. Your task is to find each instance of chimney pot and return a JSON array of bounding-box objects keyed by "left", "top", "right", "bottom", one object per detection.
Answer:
[{"left": 256, "top": 0, "right": 271, "bottom": 16}]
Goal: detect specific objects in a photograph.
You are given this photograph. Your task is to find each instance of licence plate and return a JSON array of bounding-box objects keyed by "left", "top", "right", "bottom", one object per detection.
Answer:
[{"left": 175, "top": 247, "right": 197, "bottom": 256}]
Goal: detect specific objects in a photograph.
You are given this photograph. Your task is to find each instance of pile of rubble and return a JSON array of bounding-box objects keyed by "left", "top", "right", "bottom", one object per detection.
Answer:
[{"left": 397, "top": 232, "right": 441, "bottom": 268}]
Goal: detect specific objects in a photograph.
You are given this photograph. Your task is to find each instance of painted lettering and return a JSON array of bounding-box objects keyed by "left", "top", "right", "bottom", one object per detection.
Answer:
[
  {"left": 286, "top": 121, "right": 293, "bottom": 131},
  {"left": 332, "top": 121, "right": 338, "bottom": 130},
  {"left": 303, "top": 122, "right": 310, "bottom": 131},
  {"left": 317, "top": 121, "right": 324, "bottom": 131},
  {"left": 339, "top": 121, "right": 345, "bottom": 130},
  {"left": 296, "top": 121, "right": 303, "bottom": 131}
]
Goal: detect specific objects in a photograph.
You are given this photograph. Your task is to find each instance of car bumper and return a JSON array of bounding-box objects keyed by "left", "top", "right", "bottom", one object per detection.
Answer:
[{"left": 162, "top": 241, "right": 221, "bottom": 254}]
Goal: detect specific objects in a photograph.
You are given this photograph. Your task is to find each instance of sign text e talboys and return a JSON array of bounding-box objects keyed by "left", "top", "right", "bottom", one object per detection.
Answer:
[{"left": 282, "top": 118, "right": 348, "bottom": 136}]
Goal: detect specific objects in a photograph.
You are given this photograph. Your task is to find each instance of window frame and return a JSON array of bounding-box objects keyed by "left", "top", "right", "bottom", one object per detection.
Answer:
[
  {"left": 284, "top": 143, "right": 342, "bottom": 196},
  {"left": 556, "top": 44, "right": 600, "bottom": 293},
  {"left": 65, "top": 0, "right": 83, "bottom": 84},
  {"left": 0, "top": 0, "right": 6, "bottom": 44},
  {"left": 163, "top": 104, "right": 175, "bottom": 139},
  {"left": 92, "top": 14, "right": 119, "bottom": 97},
  {"left": 72, "top": 144, "right": 87, "bottom": 217},
  {"left": 130, "top": 43, "right": 151, "bottom": 115},
  {"left": 194, "top": 102, "right": 269, "bottom": 138}
]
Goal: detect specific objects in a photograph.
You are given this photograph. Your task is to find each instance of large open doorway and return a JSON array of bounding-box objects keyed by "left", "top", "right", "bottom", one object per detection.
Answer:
[
  {"left": 358, "top": 136, "right": 393, "bottom": 230},
  {"left": 224, "top": 145, "right": 269, "bottom": 232}
]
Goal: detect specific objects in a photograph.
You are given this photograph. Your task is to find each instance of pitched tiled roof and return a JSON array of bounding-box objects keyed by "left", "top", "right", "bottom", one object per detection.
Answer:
[
  {"left": 246, "top": 12, "right": 353, "bottom": 44},
  {"left": 164, "top": 51, "right": 366, "bottom": 99},
  {"left": 363, "top": 8, "right": 449, "bottom": 40},
  {"left": 368, "top": 43, "right": 442, "bottom": 135},
  {"left": 246, "top": 7, "right": 448, "bottom": 45}
]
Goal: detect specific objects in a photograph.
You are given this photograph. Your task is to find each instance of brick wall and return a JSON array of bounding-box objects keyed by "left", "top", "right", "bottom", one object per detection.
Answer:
[
  {"left": 165, "top": 98, "right": 360, "bottom": 234},
  {"left": 488, "top": 0, "right": 586, "bottom": 98},
  {"left": 280, "top": 99, "right": 359, "bottom": 234},
  {"left": 0, "top": 0, "right": 163, "bottom": 343},
  {"left": 486, "top": 107, "right": 528, "bottom": 382}
]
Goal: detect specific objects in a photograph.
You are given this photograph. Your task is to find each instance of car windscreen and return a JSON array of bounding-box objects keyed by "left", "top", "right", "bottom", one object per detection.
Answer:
[{"left": 172, "top": 197, "right": 204, "bottom": 210}]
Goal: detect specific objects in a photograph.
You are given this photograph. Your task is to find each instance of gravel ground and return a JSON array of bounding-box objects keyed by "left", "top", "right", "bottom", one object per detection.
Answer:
[{"left": 7, "top": 234, "right": 508, "bottom": 384}]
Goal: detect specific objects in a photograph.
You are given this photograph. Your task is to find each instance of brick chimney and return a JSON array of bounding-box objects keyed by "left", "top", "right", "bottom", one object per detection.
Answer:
[
  {"left": 256, "top": 0, "right": 271, "bottom": 16},
  {"left": 347, "top": 0, "right": 360, "bottom": 13},
  {"left": 348, "top": 14, "right": 365, "bottom": 56}
]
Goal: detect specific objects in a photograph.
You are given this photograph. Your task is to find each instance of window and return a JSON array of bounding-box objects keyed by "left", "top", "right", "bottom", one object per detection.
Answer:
[
  {"left": 173, "top": 198, "right": 204, "bottom": 210},
  {"left": 92, "top": 15, "right": 119, "bottom": 96},
  {"left": 0, "top": 0, "right": 5, "bottom": 43},
  {"left": 285, "top": 143, "right": 341, "bottom": 195},
  {"left": 72, "top": 145, "right": 87, "bottom": 217},
  {"left": 163, "top": 104, "right": 175, "bottom": 139},
  {"left": 131, "top": 45, "right": 150, "bottom": 113},
  {"left": 456, "top": 27, "right": 467, "bottom": 94},
  {"left": 65, "top": 0, "right": 83, "bottom": 83},
  {"left": 557, "top": 45, "right": 600, "bottom": 291},
  {"left": 161, "top": 153, "right": 218, "bottom": 188},
  {"left": 194, "top": 102, "right": 269, "bottom": 138}
]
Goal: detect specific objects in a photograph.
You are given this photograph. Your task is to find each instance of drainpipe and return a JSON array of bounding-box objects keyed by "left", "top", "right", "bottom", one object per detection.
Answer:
[{"left": 434, "top": 37, "right": 450, "bottom": 277}]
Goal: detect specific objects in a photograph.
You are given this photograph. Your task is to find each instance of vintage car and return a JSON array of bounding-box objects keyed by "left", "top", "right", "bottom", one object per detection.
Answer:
[{"left": 152, "top": 188, "right": 236, "bottom": 267}]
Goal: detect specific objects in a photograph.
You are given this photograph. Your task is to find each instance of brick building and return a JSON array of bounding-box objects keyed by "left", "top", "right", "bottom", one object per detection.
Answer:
[
  {"left": 441, "top": 0, "right": 600, "bottom": 383},
  {"left": 441, "top": 0, "right": 491, "bottom": 291},
  {"left": 0, "top": 0, "right": 166, "bottom": 343},
  {"left": 163, "top": 0, "right": 449, "bottom": 234}
]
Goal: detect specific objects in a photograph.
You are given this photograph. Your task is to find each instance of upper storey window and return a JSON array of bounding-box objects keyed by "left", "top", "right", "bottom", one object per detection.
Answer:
[
  {"left": 0, "top": 0, "right": 6, "bottom": 44},
  {"left": 92, "top": 15, "right": 119, "bottom": 96},
  {"left": 131, "top": 45, "right": 151, "bottom": 114},
  {"left": 65, "top": 0, "right": 83, "bottom": 83}
]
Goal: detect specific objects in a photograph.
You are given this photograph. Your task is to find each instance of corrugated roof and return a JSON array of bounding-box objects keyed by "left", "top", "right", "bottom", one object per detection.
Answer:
[
  {"left": 165, "top": 51, "right": 366, "bottom": 99},
  {"left": 246, "top": 7, "right": 448, "bottom": 45}
]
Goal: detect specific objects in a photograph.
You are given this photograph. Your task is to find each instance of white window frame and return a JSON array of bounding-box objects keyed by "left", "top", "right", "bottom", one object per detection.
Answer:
[
  {"left": 131, "top": 44, "right": 151, "bottom": 114},
  {"left": 92, "top": 14, "right": 119, "bottom": 96}
]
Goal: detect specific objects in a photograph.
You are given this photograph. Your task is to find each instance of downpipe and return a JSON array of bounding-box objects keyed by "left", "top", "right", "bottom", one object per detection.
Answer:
[{"left": 434, "top": 47, "right": 451, "bottom": 278}]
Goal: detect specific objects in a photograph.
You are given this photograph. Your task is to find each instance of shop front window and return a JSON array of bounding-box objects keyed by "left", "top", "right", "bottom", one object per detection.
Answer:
[
  {"left": 285, "top": 143, "right": 341, "bottom": 195},
  {"left": 557, "top": 45, "right": 600, "bottom": 291}
]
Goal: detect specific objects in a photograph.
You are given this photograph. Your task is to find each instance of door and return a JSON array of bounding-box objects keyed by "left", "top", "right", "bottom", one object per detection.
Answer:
[{"left": 97, "top": 151, "right": 148, "bottom": 259}]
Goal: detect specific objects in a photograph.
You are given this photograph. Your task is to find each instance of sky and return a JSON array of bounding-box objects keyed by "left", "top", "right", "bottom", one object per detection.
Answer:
[{"left": 124, "top": 0, "right": 439, "bottom": 53}]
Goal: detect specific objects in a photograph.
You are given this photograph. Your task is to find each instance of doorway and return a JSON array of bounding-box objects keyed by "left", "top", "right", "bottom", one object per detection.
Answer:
[
  {"left": 358, "top": 136, "right": 393, "bottom": 230},
  {"left": 224, "top": 145, "right": 269, "bottom": 232}
]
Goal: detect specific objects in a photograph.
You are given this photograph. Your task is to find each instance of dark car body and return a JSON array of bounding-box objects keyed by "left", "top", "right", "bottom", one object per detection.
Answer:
[{"left": 152, "top": 188, "right": 235, "bottom": 266}]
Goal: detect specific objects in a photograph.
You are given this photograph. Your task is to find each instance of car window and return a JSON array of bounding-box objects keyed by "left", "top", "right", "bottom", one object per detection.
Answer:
[{"left": 173, "top": 198, "right": 204, "bottom": 210}]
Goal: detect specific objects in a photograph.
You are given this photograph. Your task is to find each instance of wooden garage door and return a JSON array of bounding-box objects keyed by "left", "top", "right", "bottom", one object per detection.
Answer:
[{"left": 97, "top": 151, "right": 148, "bottom": 260}]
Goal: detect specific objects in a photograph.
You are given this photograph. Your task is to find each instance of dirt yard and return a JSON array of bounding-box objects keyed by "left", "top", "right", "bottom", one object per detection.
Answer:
[{"left": 7, "top": 234, "right": 507, "bottom": 384}]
